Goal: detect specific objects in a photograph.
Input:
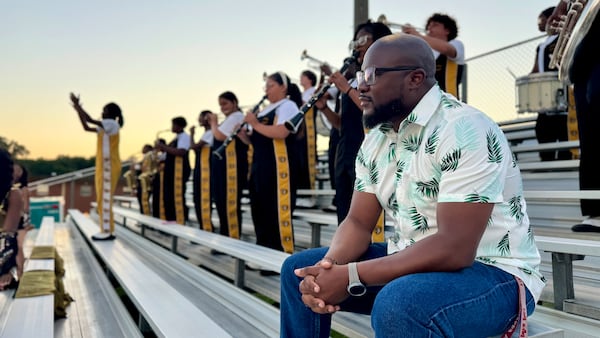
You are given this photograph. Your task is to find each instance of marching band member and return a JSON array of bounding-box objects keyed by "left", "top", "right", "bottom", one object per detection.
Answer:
[
  {"left": 190, "top": 110, "right": 214, "bottom": 232},
  {"left": 297, "top": 70, "right": 319, "bottom": 208},
  {"left": 70, "top": 92, "right": 123, "bottom": 240},
  {"left": 402, "top": 13, "right": 465, "bottom": 100},
  {"left": 155, "top": 116, "right": 191, "bottom": 224},
  {"left": 152, "top": 138, "right": 167, "bottom": 220},
  {"left": 239, "top": 72, "right": 303, "bottom": 260},
  {"left": 137, "top": 144, "right": 156, "bottom": 215},
  {"left": 549, "top": 0, "right": 600, "bottom": 232},
  {"left": 210, "top": 92, "right": 248, "bottom": 239}
]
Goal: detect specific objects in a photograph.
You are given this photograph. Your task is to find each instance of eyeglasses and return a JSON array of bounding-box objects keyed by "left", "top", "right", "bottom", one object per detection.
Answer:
[
  {"left": 348, "top": 35, "right": 371, "bottom": 50},
  {"left": 356, "top": 66, "right": 421, "bottom": 86}
]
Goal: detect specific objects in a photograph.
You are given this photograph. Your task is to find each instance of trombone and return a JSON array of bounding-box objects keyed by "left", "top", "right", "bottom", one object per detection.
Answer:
[
  {"left": 301, "top": 50, "right": 337, "bottom": 74},
  {"left": 377, "top": 14, "right": 426, "bottom": 33}
]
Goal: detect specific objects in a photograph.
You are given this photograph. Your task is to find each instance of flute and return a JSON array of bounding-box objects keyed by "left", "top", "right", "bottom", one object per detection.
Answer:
[{"left": 213, "top": 95, "right": 267, "bottom": 160}]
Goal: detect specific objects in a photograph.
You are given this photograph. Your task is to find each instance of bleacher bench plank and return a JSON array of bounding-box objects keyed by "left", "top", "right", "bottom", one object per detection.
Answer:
[
  {"left": 69, "top": 209, "right": 231, "bottom": 338},
  {"left": 57, "top": 220, "right": 141, "bottom": 338},
  {"left": 1, "top": 216, "right": 55, "bottom": 338}
]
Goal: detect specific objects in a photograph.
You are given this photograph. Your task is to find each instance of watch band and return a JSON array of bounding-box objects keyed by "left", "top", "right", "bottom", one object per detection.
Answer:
[
  {"left": 348, "top": 262, "right": 360, "bottom": 284},
  {"left": 347, "top": 262, "right": 367, "bottom": 296}
]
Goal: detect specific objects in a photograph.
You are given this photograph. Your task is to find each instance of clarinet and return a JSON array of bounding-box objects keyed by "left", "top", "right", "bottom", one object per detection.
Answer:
[
  {"left": 213, "top": 95, "right": 267, "bottom": 160},
  {"left": 284, "top": 50, "right": 359, "bottom": 133}
]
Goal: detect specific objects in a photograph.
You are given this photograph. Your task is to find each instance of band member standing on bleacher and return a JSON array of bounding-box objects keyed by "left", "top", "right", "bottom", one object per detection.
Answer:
[
  {"left": 296, "top": 70, "right": 318, "bottom": 208},
  {"left": 317, "top": 21, "right": 391, "bottom": 224},
  {"left": 70, "top": 92, "right": 123, "bottom": 241},
  {"left": 137, "top": 144, "right": 156, "bottom": 216},
  {"left": 155, "top": 116, "right": 191, "bottom": 225},
  {"left": 210, "top": 92, "right": 248, "bottom": 239},
  {"left": 549, "top": 0, "right": 600, "bottom": 232},
  {"left": 152, "top": 138, "right": 167, "bottom": 220},
  {"left": 239, "top": 72, "right": 303, "bottom": 260},
  {"left": 190, "top": 110, "right": 214, "bottom": 232},
  {"left": 402, "top": 13, "right": 465, "bottom": 100},
  {"left": 530, "top": 6, "right": 572, "bottom": 162}
]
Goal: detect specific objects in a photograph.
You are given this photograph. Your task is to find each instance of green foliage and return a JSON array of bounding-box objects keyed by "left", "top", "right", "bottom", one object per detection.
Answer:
[
  {"left": 17, "top": 156, "right": 95, "bottom": 180},
  {"left": 0, "top": 136, "right": 29, "bottom": 159}
]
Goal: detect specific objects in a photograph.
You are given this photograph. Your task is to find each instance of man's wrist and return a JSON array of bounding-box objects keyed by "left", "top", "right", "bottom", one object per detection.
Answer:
[{"left": 322, "top": 256, "right": 338, "bottom": 265}]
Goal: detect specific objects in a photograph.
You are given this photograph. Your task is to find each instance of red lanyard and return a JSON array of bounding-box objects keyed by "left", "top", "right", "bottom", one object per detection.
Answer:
[{"left": 501, "top": 276, "right": 528, "bottom": 338}]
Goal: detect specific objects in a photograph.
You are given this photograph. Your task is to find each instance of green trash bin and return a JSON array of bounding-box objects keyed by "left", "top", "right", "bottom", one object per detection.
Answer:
[{"left": 29, "top": 197, "right": 64, "bottom": 228}]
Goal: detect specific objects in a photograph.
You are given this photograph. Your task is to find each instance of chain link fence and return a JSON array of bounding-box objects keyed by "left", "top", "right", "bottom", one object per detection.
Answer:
[{"left": 464, "top": 35, "right": 546, "bottom": 123}]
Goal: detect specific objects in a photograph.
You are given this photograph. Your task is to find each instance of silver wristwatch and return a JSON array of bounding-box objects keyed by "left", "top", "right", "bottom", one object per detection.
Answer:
[{"left": 346, "top": 262, "right": 366, "bottom": 296}]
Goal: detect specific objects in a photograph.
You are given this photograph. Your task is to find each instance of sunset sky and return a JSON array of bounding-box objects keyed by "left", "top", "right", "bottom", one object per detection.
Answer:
[{"left": 1, "top": 0, "right": 558, "bottom": 160}]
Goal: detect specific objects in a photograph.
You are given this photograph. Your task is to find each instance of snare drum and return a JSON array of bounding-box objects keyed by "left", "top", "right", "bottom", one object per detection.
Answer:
[{"left": 515, "top": 71, "right": 567, "bottom": 114}]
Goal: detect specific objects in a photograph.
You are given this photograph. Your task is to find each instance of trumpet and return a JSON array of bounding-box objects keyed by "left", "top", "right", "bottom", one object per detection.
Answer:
[
  {"left": 213, "top": 95, "right": 267, "bottom": 160},
  {"left": 285, "top": 51, "right": 359, "bottom": 134},
  {"left": 377, "top": 14, "right": 426, "bottom": 33},
  {"left": 301, "top": 50, "right": 337, "bottom": 74}
]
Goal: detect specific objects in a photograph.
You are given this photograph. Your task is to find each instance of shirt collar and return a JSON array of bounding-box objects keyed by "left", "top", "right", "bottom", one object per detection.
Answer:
[{"left": 402, "top": 84, "right": 443, "bottom": 128}]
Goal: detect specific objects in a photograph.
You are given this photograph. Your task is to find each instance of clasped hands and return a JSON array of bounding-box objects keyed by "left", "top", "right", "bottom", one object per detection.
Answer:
[{"left": 294, "top": 258, "right": 349, "bottom": 314}]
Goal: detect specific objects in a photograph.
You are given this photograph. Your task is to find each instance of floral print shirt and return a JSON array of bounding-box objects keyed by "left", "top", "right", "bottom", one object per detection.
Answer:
[{"left": 354, "top": 86, "right": 546, "bottom": 301}]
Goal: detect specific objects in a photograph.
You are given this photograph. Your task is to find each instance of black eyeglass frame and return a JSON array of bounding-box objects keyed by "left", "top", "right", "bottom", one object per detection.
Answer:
[{"left": 357, "top": 66, "right": 422, "bottom": 86}]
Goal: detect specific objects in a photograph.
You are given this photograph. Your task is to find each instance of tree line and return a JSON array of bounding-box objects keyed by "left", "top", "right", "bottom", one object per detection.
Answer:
[{"left": 1, "top": 136, "right": 95, "bottom": 180}]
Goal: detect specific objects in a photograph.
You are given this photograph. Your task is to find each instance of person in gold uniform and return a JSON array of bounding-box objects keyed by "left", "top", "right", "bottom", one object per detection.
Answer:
[{"left": 70, "top": 92, "right": 123, "bottom": 240}]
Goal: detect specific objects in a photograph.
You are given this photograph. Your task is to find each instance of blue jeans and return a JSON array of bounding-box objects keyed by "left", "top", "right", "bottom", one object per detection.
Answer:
[{"left": 280, "top": 244, "right": 535, "bottom": 338}]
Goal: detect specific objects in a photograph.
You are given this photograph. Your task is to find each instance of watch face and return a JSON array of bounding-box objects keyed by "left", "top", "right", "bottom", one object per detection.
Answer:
[{"left": 348, "top": 283, "right": 367, "bottom": 296}]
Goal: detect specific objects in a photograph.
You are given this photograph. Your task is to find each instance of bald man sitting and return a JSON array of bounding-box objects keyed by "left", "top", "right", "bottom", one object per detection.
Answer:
[{"left": 280, "top": 34, "right": 545, "bottom": 338}]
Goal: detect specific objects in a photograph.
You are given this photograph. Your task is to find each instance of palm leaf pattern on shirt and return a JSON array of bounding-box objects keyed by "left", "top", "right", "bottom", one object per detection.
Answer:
[
  {"left": 464, "top": 193, "right": 490, "bottom": 203},
  {"left": 476, "top": 256, "right": 497, "bottom": 264},
  {"left": 508, "top": 195, "right": 524, "bottom": 223},
  {"left": 425, "top": 127, "right": 440, "bottom": 154},
  {"left": 387, "top": 143, "right": 397, "bottom": 162},
  {"left": 356, "top": 148, "right": 367, "bottom": 168},
  {"left": 416, "top": 178, "right": 439, "bottom": 198},
  {"left": 511, "top": 152, "right": 518, "bottom": 168},
  {"left": 441, "top": 94, "right": 462, "bottom": 109},
  {"left": 402, "top": 134, "right": 422, "bottom": 152},
  {"left": 440, "top": 148, "right": 462, "bottom": 172},
  {"left": 379, "top": 122, "right": 393, "bottom": 134},
  {"left": 408, "top": 207, "right": 429, "bottom": 233},
  {"left": 355, "top": 178, "right": 366, "bottom": 192},
  {"left": 498, "top": 232, "right": 511, "bottom": 256},
  {"left": 387, "top": 192, "right": 399, "bottom": 212},
  {"left": 455, "top": 118, "right": 479, "bottom": 151},
  {"left": 406, "top": 112, "right": 417, "bottom": 124},
  {"left": 486, "top": 130, "right": 503, "bottom": 163},
  {"left": 368, "top": 160, "right": 379, "bottom": 185},
  {"left": 527, "top": 226, "right": 535, "bottom": 244},
  {"left": 395, "top": 160, "right": 406, "bottom": 181}
]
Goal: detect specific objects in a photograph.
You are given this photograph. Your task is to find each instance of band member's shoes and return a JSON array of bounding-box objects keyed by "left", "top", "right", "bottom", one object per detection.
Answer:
[
  {"left": 259, "top": 270, "right": 280, "bottom": 277},
  {"left": 91, "top": 232, "right": 116, "bottom": 241},
  {"left": 572, "top": 223, "right": 600, "bottom": 232},
  {"left": 572, "top": 217, "right": 600, "bottom": 233}
]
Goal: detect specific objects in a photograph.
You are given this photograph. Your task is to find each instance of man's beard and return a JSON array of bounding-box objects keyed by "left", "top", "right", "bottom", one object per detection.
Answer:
[{"left": 363, "top": 98, "right": 407, "bottom": 129}]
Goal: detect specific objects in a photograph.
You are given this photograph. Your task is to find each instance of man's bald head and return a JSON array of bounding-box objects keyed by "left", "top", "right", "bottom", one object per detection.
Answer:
[{"left": 366, "top": 34, "right": 436, "bottom": 81}]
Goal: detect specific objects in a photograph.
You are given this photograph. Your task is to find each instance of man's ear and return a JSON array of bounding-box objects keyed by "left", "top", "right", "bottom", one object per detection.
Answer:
[{"left": 408, "top": 69, "right": 426, "bottom": 88}]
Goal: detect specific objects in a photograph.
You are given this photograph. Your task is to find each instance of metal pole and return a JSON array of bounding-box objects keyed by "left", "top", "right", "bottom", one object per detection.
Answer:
[{"left": 354, "top": 0, "right": 369, "bottom": 31}]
